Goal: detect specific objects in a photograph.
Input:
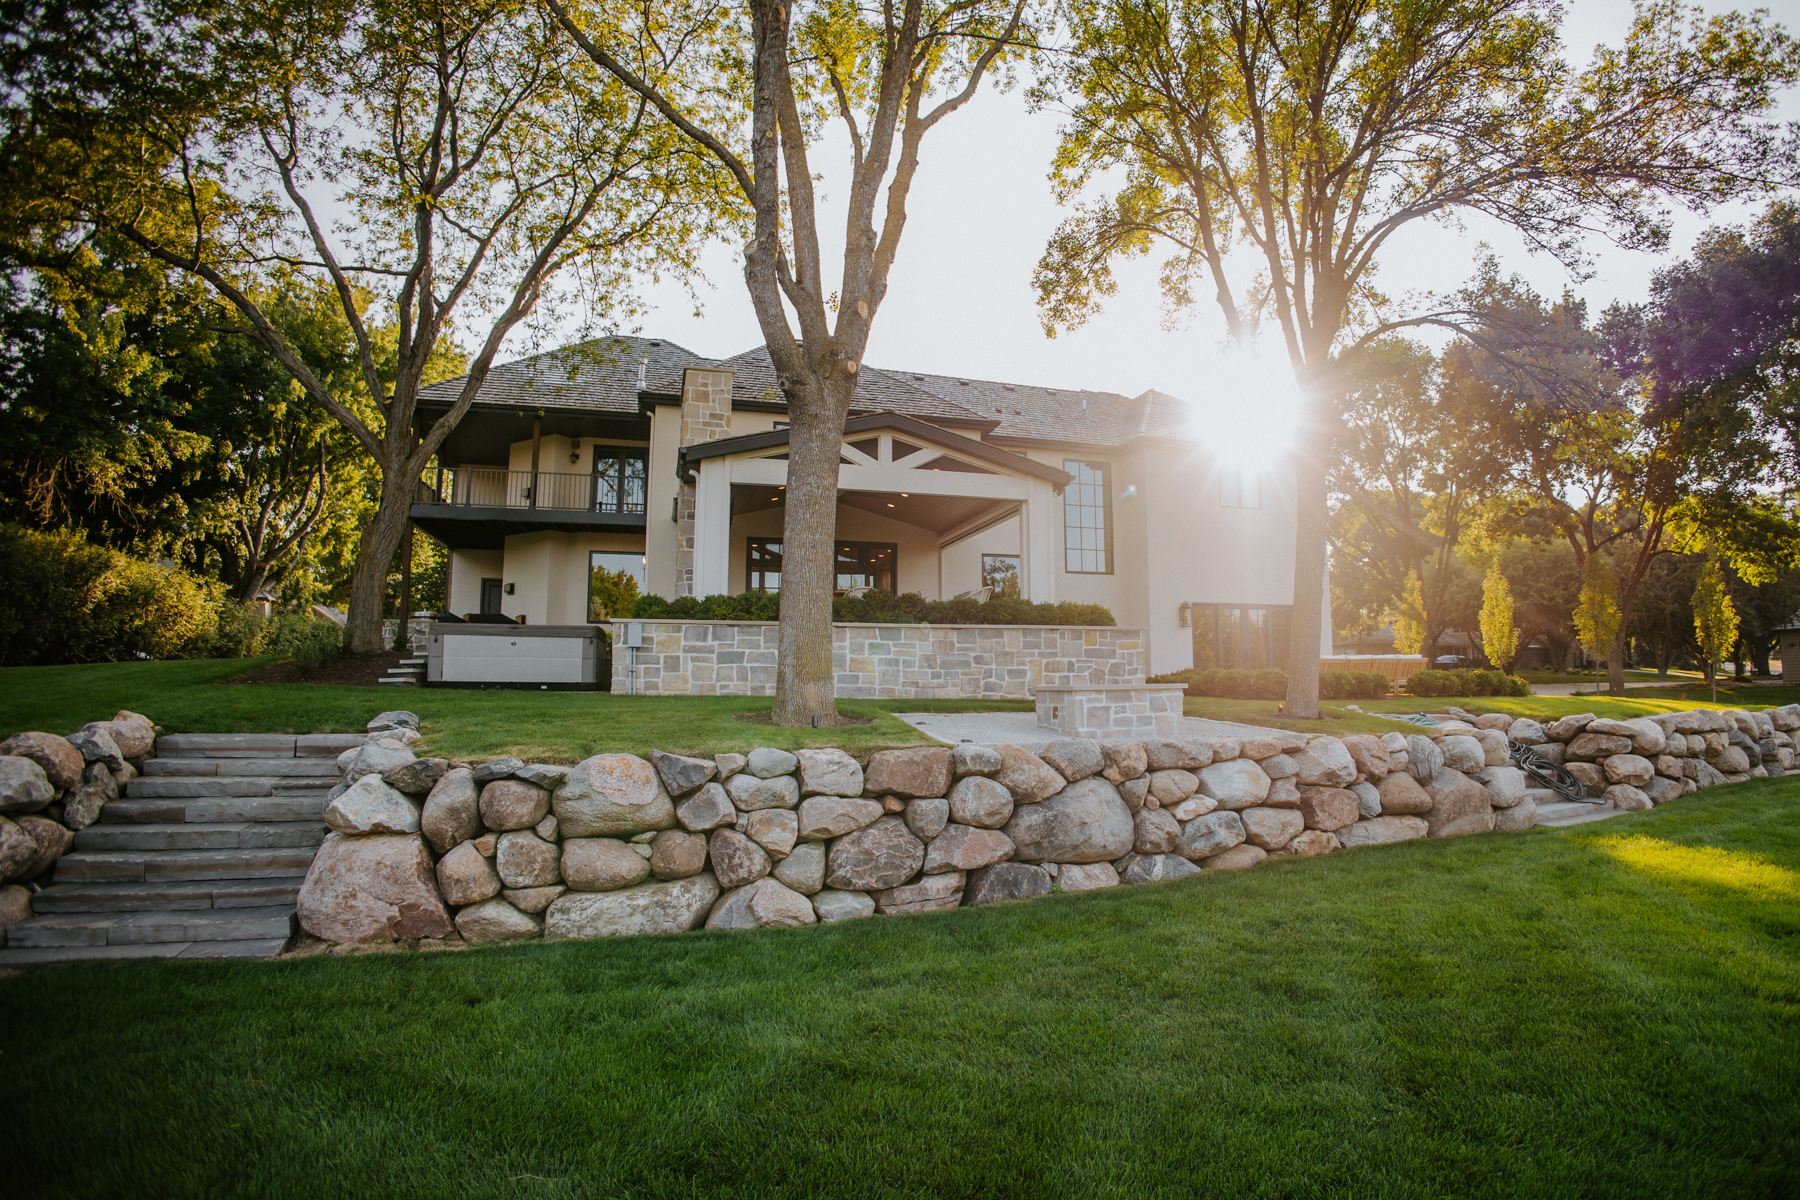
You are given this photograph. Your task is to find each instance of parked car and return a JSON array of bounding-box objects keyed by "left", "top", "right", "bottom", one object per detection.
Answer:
[{"left": 1433, "top": 654, "right": 1467, "bottom": 669}]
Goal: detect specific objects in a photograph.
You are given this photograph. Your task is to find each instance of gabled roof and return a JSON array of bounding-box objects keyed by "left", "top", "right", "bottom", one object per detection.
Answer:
[
  {"left": 417, "top": 335, "right": 701, "bottom": 416},
  {"left": 678, "top": 411, "right": 1073, "bottom": 486},
  {"left": 647, "top": 346, "right": 995, "bottom": 429}
]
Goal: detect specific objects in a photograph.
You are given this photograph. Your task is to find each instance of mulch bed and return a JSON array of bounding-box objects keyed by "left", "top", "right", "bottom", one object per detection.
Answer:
[{"left": 226, "top": 653, "right": 404, "bottom": 687}]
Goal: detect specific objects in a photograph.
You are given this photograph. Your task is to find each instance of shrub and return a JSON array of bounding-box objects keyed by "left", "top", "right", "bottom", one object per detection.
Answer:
[
  {"left": 629, "top": 589, "right": 1115, "bottom": 627},
  {"left": 1320, "top": 670, "right": 1390, "bottom": 700},
  {"left": 1148, "top": 666, "right": 1286, "bottom": 700},
  {"left": 1403, "top": 668, "right": 1530, "bottom": 698},
  {"left": 0, "top": 525, "right": 227, "bottom": 665}
]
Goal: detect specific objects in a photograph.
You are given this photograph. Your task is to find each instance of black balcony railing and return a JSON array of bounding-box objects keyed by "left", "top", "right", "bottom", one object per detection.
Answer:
[{"left": 416, "top": 467, "right": 646, "bottom": 515}]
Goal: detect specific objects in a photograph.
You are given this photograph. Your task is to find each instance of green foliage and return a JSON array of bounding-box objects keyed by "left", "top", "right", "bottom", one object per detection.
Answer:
[
  {"left": 588, "top": 566, "right": 643, "bottom": 622},
  {"left": 1574, "top": 554, "right": 1623, "bottom": 660},
  {"left": 1393, "top": 572, "right": 1427, "bottom": 656},
  {"left": 628, "top": 590, "right": 1116, "bottom": 627},
  {"left": 1405, "top": 668, "right": 1531, "bottom": 698},
  {"left": 1320, "top": 671, "right": 1393, "bottom": 701},
  {"left": 1479, "top": 561, "right": 1519, "bottom": 670},
  {"left": 1693, "top": 560, "right": 1740, "bottom": 689}
]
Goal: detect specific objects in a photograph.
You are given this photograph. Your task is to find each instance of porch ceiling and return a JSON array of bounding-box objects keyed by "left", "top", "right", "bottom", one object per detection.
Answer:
[{"left": 728, "top": 485, "right": 1016, "bottom": 537}]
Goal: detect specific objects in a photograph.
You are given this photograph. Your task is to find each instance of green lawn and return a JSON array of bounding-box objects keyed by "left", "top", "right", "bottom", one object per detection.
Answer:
[
  {"left": 5, "top": 779, "right": 1797, "bottom": 1197},
  {"left": 0, "top": 659, "right": 1037, "bottom": 760}
]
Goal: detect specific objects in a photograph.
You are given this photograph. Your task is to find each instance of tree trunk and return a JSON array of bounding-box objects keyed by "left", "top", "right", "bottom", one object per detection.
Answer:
[
  {"left": 345, "top": 471, "right": 413, "bottom": 654},
  {"left": 771, "top": 379, "right": 848, "bottom": 725},
  {"left": 1607, "top": 628, "right": 1625, "bottom": 696},
  {"left": 1283, "top": 421, "right": 1330, "bottom": 719}
]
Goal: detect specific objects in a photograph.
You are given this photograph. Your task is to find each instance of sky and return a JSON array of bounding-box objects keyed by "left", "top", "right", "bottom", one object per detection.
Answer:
[{"left": 536, "top": 0, "right": 1800, "bottom": 408}]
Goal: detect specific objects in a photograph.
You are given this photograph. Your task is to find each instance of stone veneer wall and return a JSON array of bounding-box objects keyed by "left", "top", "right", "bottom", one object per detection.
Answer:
[
  {"left": 673, "top": 368, "right": 735, "bottom": 597},
  {"left": 610, "top": 621, "right": 1148, "bottom": 699},
  {"left": 292, "top": 703, "right": 1800, "bottom": 949}
]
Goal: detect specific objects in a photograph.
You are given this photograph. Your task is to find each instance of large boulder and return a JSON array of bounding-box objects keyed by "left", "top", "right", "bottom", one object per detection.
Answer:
[
  {"left": 965, "top": 862, "right": 1052, "bottom": 904},
  {"left": 649, "top": 750, "right": 716, "bottom": 797},
  {"left": 951, "top": 743, "right": 1003, "bottom": 777},
  {"left": 824, "top": 817, "right": 926, "bottom": 890},
  {"left": 874, "top": 872, "right": 964, "bottom": 915},
  {"left": 1438, "top": 736, "right": 1486, "bottom": 774},
  {"left": 1271, "top": 829, "right": 1340, "bottom": 858},
  {"left": 1133, "top": 807, "right": 1183, "bottom": 854},
  {"left": 947, "top": 777, "right": 1014, "bottom": 829},
  {"left": 796, "top": 796, "right": 886, "bottom": 841},
  {"left": 1179, "top": 810, "right": 1246, "bottom": 860},
  {"left": 514, "top": 763, "right": 569, "bottom": 790},
  {"left": 62, "top": 761, "right": 118, "bottom": 831},
  {"left": 708, "top": 828, "right": 773, "bottom": 889},
  {"left": 773, "top": 841, "right": 826, "bottom": 894},
  {"left": 1338, "top": 815, "right": 1430, "bottom": 847},
  {"left": 1291, "top": 737, "right": 1356, "bottom": 787},
  {"left": 0, "top": 817, "right": 35, "bottom": 881},
  {"left": 1404, "top": 735, "right": 1444, "bottom": 783},
  {"left": 1472, "top": 728, "right": 1510, "bottom": 767},
  {"left": 1606, "top": 783, "right": 1654, "bottom": 811},
  {"left": 10, "top": 815, "right": 72, "bottom": 883},
  {"left": 795, "top": 749, "right": 864, "bottom": 797},
  {"left": 325, "top": 776, "right": 422, "bottom": 835},
  {"left": 1101, "top": 742, "right": 1148, "bottom": 784},
  {"left": 993, "top": 746, "right": 1066, "bottom": 803},
  {"left": 0, "top": 882, "right": 31, "bottom": 933},
  {"left": 421, "top": 769, "right": 480, "bottom": 855},
  {"left": 1567, "top": 732, "right": 1634, "bottom": 761},
  {"left": 1040, "top": 739, "right": 1104, "bottom": 782},
  {"left": 864, "top": 747, "right": 953, "bottom": 798},
  {"left": 544, "top": 873, "right": 720, "bottom": 939},
  {"left": 745, "top": 809, "right": 798, "bottom": 859},
  {"left": 1603, "top": 754, "right": 1655, "bottom": 787},
  {"left": 1142, "top": 739, "right": 1214, "bottom": 771},
  {"left": 1059, "top": 861, "right": 1120, "bottom": 890},
  {"left": 1423, "top": 769, "right": 1494, "bottom": 838},
  {"left": 724, "top": 772, "right": 801, "bottom": 811},
  {"left": 1195, "top": 759, "right": 1271, "bottom": 810},
  {"left": 554, "top": 754, "right": 677, "bottom": 836},
  {"left": 382, "top": 758, "right": 449, "bottom": 797},
  {"left": 68, "top": 725, "right": 124, "bottom": 771},
  {"left": 922, "top": 825, "right": 1015, "bottom": 874},
  {"left": 675, "top": 783, "right": 737, "bottom": 833},
  {"left": 744, "top": 747, "right": 797, "bottom": 778},
  {"left": 707, "top": 878, "right": 818, "bottom": 930},
  {"left": 1478, "top": 766, "right": 1529, "bottom": 809},
  {"left": 1339, "top": 735, "right": 1390, "bottom": 781},
  {"left": 1377, "top": 772, "right": 1432, "bottom": 815},
  {"left": 1493, "top": 798, "right": 1537, "bottom": 832},
  {"left": 479, "top": 778, "right": 549, "bottom": 831},
  {"left": 1116, "top": 852, "right": 1203, "bottom": 885},
  {"left": 435, "top": 840, "right": 502, "bottom": 905},
  {"left": 811, "top": 889, "right": 876, "bottom": 921},
  {"left": 1508, "top": 718, "right": 1548, "bottom": 745},
  {"left": 106, "top": 711, "right": 157, "bottom": 758},
  {"left": 561, "top": 837, "right": 650, "bottom": 892},
  {"left": 454, "top": 897, "right": 542, "bottom": 942},
  {"left": 1296, "top": 788, "right": 1360, "bottom": 832},
  {"left": 495, "top": 830, "right": 561, "bottom": 888},
  {"left": 297, "top": 833, "right": 454, "bottom": 942},
  {"left": 1201, "top": 844, "right": 1267, "bottom": 871},
  {"left": 0, "top": 733, "right": 83, "bottom": 790},
  {"left": 650, "top": 830, "right": 709, "bottom": 880},
  {"left": 344, "top": 739, "right": 415, "bottom": 781},
  {"left": 1148, "top": 770, "right": 1200, "bottom": 806},
  {"left": 368, "top": 710, "right": 419, "bottom": 733},
  {"left": 1546, "top": 713, "right": 1597, "bottom": 741},
  {"left": 1001, "top": 778, "right": 1134, "bottom": 864},
  {"left": 0, "top": 758, "right": 55, "bottom": 815},
  {"left": 1240, "top": 806, "right": 1305, "bottom": 850},
  {"left": 472, "top": 757, "right": 524, "bottom": 784},
  {"left": 1350, "top": 781, "right": 1382, "bottom": 819}
]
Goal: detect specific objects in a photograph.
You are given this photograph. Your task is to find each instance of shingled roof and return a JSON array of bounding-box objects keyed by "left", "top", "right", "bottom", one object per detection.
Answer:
[{"left": 420, "top": 336, "right": 1199, "bottom": 447}]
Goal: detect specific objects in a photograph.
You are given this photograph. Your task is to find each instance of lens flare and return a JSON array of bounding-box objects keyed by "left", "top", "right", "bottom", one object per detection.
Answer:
[{"left": 1185, "top": 344, "right": 1305, "bottom": 467}]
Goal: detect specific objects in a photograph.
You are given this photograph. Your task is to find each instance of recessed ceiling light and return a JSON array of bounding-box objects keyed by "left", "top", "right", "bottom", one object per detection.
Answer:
[{"left": 886, "top": 503, "right": 895, "bottom": 508}]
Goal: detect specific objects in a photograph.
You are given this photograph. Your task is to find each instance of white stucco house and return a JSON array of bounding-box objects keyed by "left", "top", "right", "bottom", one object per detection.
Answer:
[{"left": 411, "top": 335, "right": 1328, "bottom": 681}]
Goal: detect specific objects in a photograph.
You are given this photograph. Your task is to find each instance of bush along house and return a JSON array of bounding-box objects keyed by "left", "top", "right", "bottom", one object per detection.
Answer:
[{"left": 409, "top": 336, "right": 1329, "bottom": 705}]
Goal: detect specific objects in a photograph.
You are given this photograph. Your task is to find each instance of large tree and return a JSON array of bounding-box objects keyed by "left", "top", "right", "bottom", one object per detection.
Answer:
[
  {"left": 1034, "top": 0, "right": 1800, "bottom": 716},
  {"left": 2, "top": 0, "right": 732, "bottom": 651},
  {"left": 547, "top": 0, "right": 1037, "bottom": 724}
]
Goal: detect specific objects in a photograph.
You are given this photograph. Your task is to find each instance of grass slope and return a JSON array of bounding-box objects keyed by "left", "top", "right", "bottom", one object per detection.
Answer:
[{"left": 4, "top": 780, "right": 1798, "bottom": 1198}]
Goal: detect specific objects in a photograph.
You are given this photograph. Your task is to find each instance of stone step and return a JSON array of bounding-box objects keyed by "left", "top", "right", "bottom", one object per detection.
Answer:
[
  {"left": 376, "top": 678, "right": 420, "bottom": 687},
  {"left": 31, "top": 879, "right": 302, "bottom": 914},
  {"left": 126, "top": 776, "right": 337, "bottom": 799},
  {"left": 155, "top": 733, "right": 364, "bottom": 758},
  {"left": 0, "top": 938, "right": 289, "bottom": 965},
  {"left": 101, "top": 796, "right": 330, "bottom": 825},
  {"left": 143, "top": 758, "right": 342, "bottom": 778},
  {"left": 72, "top": 821, "right": 326, "bottom": 853},
  {"left": 51, "top": 846, "right": 316, "bottom": 883},
  {"left": 6, "top": 905, "right": 295, "bottom": 949},
  {"left": 1537, "top": 798, "right": 1622, "bottom": 827}
]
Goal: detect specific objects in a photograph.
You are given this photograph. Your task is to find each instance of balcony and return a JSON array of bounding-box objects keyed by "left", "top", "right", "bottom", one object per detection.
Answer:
[{"left": 410, "top": 467, "right": 647, "bottom": 550}]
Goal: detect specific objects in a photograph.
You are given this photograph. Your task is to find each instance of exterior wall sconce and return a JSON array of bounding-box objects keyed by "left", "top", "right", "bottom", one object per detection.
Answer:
[
  {"left": 570, "top": 439, "right": 582, "bottom": 464},
  {"left": 1177, "top": 602, "right": 1191, "bottom": 628},
  {"left": 503, "top": 583, "right": 516, "bottom": 595}
]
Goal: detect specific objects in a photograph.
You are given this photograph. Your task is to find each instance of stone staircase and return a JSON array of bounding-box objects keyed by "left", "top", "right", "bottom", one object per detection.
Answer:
[
  {"left": 0, "top": 732, "right": 362, "bottom": 965},
  {"left": 379, "top": 657, "right": 426, "bottom": 687}
]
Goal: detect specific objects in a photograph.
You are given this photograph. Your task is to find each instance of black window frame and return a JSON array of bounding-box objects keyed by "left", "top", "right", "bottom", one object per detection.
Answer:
[
  {"left": 592, "top": 449, "right": 648, "bottom": 514},
  {"left": 1062, "top": 459, "right": 1114, "bottom": 574},
  {"left": 1191, "top": 603, "right": 1293, "bottom": 670},
  {"left": 981, "top": 554, "right": 1022, "bottom": 599},
  {"left": 746, "top": 538, "right": 898, "bottom": 594}
]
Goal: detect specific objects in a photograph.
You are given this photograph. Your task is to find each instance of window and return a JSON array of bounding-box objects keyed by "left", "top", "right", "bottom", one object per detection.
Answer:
[
  {"left": 1191, "top": 604, "right": 1293, "bottom": 669},
  {"left": 982, "top": 555, "right": 1021, "bottom": 599},
  {"left": 1063, "top": 459, "right": 1113, "bottom": 574},
  {"left": 587, "top": 551, "right": 647, "bottom": 622},
  {"left": 1219, "top": 468, "right": 1261, "bottom": 509},
  {"left": 746, "top": 540, "right": 897, "bottom": 593},
  {"left": 593, "top": 452, "right": 647, "bottom": 514}
]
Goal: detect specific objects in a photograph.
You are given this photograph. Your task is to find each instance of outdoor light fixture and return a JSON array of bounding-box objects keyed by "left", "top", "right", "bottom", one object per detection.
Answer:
[
  {"left": 570, "top": 440, "right": 581, "bottom": 464},
  {"left": 887, "top": 503, "right": 896, "bottom": 507},
  {"left": 1178, "top": 601, "right": 1191, "bottom": 627},
  {"left": 504, "top": 583, "right": 516, "bottom": 595}
]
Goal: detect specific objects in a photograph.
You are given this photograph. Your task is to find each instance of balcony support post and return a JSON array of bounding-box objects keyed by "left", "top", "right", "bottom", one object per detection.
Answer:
[{"left": 529, "top": 415, "right": 542, "bottom": 510}]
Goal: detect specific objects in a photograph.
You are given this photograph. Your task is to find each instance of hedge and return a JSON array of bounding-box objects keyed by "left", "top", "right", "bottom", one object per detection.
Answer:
[
  {"left": 1146, "top": 667, "right": 1391, "bottom": 701},
  {"left": 1403, "top": 668, "right": 1531, "bottom": 697},
  {"left": 629, "top": 589, "right": 1116, "bottom": 627}
]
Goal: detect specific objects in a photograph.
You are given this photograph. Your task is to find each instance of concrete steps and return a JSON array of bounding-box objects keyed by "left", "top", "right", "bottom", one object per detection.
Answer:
[
  {"left": 379, "top": 657, "right": 426, "bottom": 687},
  {"left": 1536, "top": 798, "right": 1621, "bottom": 826},
  {"left": 1, "top": 732, "right": 356, "bottom": 966}
]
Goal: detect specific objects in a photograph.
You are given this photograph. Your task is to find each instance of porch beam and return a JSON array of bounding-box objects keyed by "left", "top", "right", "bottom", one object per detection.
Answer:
[
  {"left": 938, "top": 502, "right": 1023, "bottom": 549},
  {"left": 726, "top": 456, "right": 1031, "bottom": 500}
]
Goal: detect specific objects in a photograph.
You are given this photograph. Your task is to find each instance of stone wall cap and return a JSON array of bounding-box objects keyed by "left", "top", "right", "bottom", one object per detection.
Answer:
[
  {"left": 1032, "top": 683, "right": 1183, "bottom": 693},
  {"left": 604, "top": 619, "right": 1144, "bottom": 632}
]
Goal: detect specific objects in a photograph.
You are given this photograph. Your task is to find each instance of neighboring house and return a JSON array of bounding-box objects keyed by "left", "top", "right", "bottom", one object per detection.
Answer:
[{"left": 411, "top": 336, "right": 1328, "bottom": 677}]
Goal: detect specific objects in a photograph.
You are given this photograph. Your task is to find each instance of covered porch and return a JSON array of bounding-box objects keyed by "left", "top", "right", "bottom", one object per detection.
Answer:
[{"left": 680, "top": 413, "right": 1071, "bottom": 601}]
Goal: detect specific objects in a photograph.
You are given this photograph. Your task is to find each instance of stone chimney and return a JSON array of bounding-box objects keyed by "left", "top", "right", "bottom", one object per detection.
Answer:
[{"left": 675, "top": 367, "right": 735, "bottom": 596}]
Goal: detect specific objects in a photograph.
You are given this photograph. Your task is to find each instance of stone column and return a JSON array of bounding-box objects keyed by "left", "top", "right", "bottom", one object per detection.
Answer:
[{"left": 675, "top": 367, "right": 735, "bottom": 596}]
